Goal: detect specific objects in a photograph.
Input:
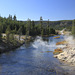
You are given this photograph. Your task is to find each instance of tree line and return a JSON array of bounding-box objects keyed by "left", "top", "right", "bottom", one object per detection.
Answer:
[
  {"left": 0, "top": 15, "right": 56, "bottom": 43},
  {"left": 0, "top": 14, "right": 75, "bottom": 43},
  {"left": 0, "top": 15, "right": 55, "bottom": 36}
]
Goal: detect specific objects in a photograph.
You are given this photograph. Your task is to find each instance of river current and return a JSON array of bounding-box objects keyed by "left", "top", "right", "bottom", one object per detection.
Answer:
[{"left": 0, "top": 35, "right": 71, "bottom": 75}]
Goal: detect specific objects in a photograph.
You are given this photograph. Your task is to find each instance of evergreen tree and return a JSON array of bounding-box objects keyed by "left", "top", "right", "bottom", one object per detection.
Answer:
[
  {"left": 6, "top": 26, "right": 11, "bottom": 43},
  {"left": 10, "top": 30, "right": 16, "bottom": 41},
  {"left": 41, "top": 29, "right": 44, "bottom": 36},
  {"left": 21, "top": 25, "right": 26, "bottom": 35},
  {"left": 26, "top": 18, "right": 31, "bottom": 36},
  {"left": 0, "top": 23, "right": 2, "bottom": 41},
  {"left": 31, "top": 21, "right": 35, "bottom": 35},
  {"left": 13, "top": 15, "right": 17, "bottom": 21},
  {"left": 32, "top": 21, "right": 35, "bottom": 30},
  {"left": 49, "top": 28, "right": 55, "bottom": 34},
  {"left": 47, "top": 19, "right": 50, "bottom": 35},
  {"left": 40, "top": 16, "right": 43, "bottom": 35},
  {"left": 72, "top": 19, "right": 75, "bottom": 36},
  {"left": 8, "top": 14, "right": 12, "bottom": 20},
  {"left": 17, "top": 26, "right": 22, "bottom": 40}
]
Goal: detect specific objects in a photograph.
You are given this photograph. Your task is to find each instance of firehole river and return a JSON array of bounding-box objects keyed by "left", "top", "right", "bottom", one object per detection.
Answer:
[{"left": 0, "top": 35, "right": 73, "bottom": 75}]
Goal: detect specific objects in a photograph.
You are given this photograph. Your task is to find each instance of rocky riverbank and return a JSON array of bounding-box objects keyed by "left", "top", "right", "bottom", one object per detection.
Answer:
[
  {"left": 0, "top": 40, "right": 25, "bottom": 54},
  {"left": 54, "top": 35, "right": 75, "bottom": 66},
  {"left": 0, "top": 34, "right": 33, "bottom": 54}
]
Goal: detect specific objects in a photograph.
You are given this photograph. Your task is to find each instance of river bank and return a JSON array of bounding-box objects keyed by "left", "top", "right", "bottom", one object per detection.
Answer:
[
  {"left": 54, "top": 35, "right": 75, "bottom": 66},
  {"left": 0, "top": 35, "right": 62, "bottom": 75},
  {"left": 0, "top": 35, "right": 75, "bottom": 75},
  {"left": 0, "top": 33, "right": 56, "bottom": 54},
  {"left": 0, "top": 34, "right": 34, "bottom": 54},
  {"left": 0, "top": 40, "right": 25, "bottom": 54}
]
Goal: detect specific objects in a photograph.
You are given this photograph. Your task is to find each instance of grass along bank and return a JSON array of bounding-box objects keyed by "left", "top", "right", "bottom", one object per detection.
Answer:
[{"left": 0, "top": 34, "right": 32, "bottom": 54}]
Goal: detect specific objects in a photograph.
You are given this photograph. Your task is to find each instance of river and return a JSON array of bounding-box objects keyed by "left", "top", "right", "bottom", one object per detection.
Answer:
[{"left": 0, "top": 35, "right": 71, "bottom": 75}]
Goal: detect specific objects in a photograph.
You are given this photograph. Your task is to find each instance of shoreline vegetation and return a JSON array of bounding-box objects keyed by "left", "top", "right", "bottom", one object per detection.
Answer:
[
  {"left": 0, "top": 34, "right": 25, "bottom": 54},
  {"left": 0, "top": 32, "right": 37, "bottom": 54},
  {"left": 0, "top": 40, "right": 24, "bottom": 54}
]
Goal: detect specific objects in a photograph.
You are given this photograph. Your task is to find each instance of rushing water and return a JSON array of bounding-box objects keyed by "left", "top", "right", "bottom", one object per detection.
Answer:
[{"left": 0, "top": 35, "right": 69, "bottom": 75}]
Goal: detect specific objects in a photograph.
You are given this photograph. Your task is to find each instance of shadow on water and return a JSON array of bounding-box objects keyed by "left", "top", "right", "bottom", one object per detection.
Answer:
[{"left": 0, "top": 35, "right": 73, "bottom": 75}]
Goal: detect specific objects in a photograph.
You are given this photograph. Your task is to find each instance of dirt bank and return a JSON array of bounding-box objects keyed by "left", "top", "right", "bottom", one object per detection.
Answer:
[{"left": 0, "top": 41, "right": 25, "bottom": 54}]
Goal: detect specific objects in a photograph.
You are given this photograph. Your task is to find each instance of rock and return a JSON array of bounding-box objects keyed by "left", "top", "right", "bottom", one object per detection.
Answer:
[
  {"left": 53, "top": 48, "right": 63, "bottom": 55},
  {"left": 54, "top": 55, "right": 57, "bottom": 58},
  {"left": 72, "top": 47, "right": 75, "bottom": 50}
]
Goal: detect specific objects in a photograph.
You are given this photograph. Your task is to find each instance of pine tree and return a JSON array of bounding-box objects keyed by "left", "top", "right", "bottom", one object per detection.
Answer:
[
  {"left": 49, "top": 28, "right": 55, "bottom": 34},
  {"left": 8, "top": 14, "right": 12, "bottom": 20},
  {"left": 13, "top": 15, "right": 17, "bottom": 21},
  {"left": 26, "top": 18, "right": 31, "bottom": 36},
  {"left": 17, "top": 26, "right": 22, "bottom": 40},
  {"left": 6, "top": 26, "right": 11, "bottom": 43},
  {"left": 47, "top": 19, "right": 50, "bottom": 35},
  {"left": 41, "top": 29, "right": 44, "bottom": 36},
  {"left": 72, "top": 19, "right": 75, "bottom": 36},
  {"left": 32, "top": 21, "right": 35, "bottom": 30},
  {"left": 0, "top": 24, "right": 2, "bottom": 41},
  {"left": 31, "top": 21, "right": 35, "bottom": 35},
  {"left": 40, "top": 16, "right": 43, "bottom": 35}
]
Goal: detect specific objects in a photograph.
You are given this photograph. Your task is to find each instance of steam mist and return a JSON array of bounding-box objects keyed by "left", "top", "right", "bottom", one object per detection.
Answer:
[
  {"left": 32, "top": 36, "right": 56, "bottom": 51},
  {"left": 60, "top": 28, "right": 75, "bottom": 48},
  {"left": 65, "top": 35, "right": 75, "bottom": 48}
]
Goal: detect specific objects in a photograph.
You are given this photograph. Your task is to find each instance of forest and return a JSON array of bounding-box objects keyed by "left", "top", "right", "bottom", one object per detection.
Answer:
[
  {"left": 0, "top": 15, "right": 56, "bottom": 49},
  {"left": 0, "top": 14, "right": 75, "bottom": 43},
  {"left": 0, "top": 15, "right": 56, "bottom": 36}
]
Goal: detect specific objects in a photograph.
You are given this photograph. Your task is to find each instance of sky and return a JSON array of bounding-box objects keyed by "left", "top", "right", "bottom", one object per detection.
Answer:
[{"left": 0, "top": 0, "right": 75, "bottom": 21}]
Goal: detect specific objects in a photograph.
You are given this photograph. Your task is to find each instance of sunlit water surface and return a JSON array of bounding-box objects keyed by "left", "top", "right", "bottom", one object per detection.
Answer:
[{"left": 0, "top": 35, "right": 70, "bottom": 75}]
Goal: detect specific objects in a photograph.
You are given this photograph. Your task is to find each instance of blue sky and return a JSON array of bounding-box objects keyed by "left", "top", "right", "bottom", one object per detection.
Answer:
[{"left": 0, "top": 0, "right": 75, "bottom": 21}]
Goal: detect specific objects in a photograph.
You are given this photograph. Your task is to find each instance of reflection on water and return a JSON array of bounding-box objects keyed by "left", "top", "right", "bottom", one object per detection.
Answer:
[{"left": 0, "top": 35, "right": 70, "bottom": 75}]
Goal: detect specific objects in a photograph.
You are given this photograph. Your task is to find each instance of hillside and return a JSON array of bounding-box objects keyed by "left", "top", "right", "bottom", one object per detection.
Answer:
[
  {"left": 33, "top": 20, "right": 72, "bottom": 30},
  {"left": 24, "top": 20, "right": 72, "bottom": 30}
]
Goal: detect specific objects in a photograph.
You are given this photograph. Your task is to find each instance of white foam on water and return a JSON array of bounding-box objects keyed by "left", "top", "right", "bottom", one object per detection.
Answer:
[{"left": 32, "top": 36, "right": 56, "bottom": 51}]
